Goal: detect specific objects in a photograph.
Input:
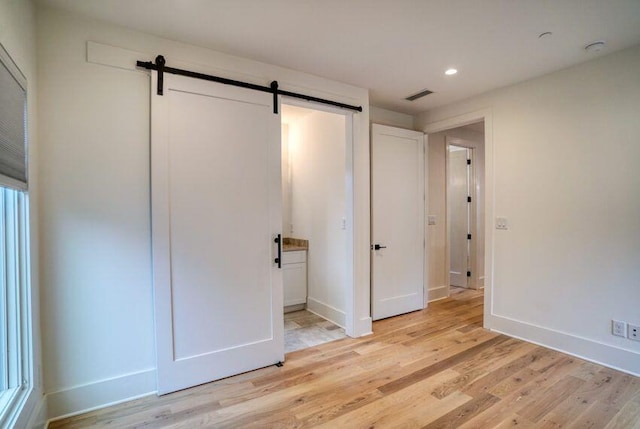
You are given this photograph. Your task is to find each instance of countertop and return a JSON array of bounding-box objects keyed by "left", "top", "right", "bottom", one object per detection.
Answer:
[
  {"left": 282, "top": 237, "right": 308, "bottom": 252},
  {"left": 283, "top": 244, "right": 308, "bottom": 252}
]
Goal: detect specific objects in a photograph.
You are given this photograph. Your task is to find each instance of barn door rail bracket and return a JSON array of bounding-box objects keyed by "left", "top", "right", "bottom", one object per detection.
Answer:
[{"left": 136, "top": 55, "right": 363, "bottom": 114}]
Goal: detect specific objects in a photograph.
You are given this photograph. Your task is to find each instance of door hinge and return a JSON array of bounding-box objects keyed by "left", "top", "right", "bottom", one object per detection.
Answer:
[
  {"left": 467, "top": 159, "right": 471, "bottom": 165},
  {"left": 467, "top": 271, "right": 471, "bottom": 277},
  {"left": 467, "top": 196, "right": 472, "bottom": 203},
  {"left": 467, "top": 233, "right": 472, "bottom": 240}
]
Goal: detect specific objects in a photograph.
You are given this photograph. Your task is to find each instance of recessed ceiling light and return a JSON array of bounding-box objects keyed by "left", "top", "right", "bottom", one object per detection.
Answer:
[
  {"left": 445, "top": 68, "right": 458, "bottom": 76},
  {"left": 585, "top": 40, "right": 605, "bottom": 53}
]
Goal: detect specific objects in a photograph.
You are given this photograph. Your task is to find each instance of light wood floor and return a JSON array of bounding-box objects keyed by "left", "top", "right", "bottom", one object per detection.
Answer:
[{"left": 50, "top": 289, "right": 640, "bottom": 428}]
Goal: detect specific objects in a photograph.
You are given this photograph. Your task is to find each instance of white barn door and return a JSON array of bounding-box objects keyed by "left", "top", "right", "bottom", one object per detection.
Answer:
[
  {"left": 151, "top": 73, "right": 284, "bottom": 395},
  {"left": 371, "top": 124, "right": 425, "bottom": 321}
]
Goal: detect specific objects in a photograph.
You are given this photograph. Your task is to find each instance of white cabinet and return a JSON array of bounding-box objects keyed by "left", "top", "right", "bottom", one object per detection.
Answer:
[{"left": 283, "top": 250, "right": 307, "bottom": 307}]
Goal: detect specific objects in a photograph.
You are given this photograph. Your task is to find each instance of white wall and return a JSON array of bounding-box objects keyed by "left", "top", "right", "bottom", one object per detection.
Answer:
[
  {"left": 0, "top": 0, "right": 42, "bottom": 427},
  {"left": 417, "top": 44, "right": 640, "bottom": 375},
  {"left": 370, "top": 106, "right": 414, "bottom": 129},
  {"left": 36, "top": 5, "right": 371, "bottom": 421},
  {"left": 288, "top": 110, "right": 347, "bottom": 326},
  {"left": 427, "top": 127, "right": 485, "bottom": 301}
]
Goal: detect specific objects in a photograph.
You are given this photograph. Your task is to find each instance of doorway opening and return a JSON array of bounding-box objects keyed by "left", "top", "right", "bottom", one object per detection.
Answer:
[
  {"left": 448, "top": 143, "right": 476, "bottom": 289},
  {"left": 280, "top": 102, "right": 352, "bottom": 353},
  {"left": 427, "top": 120, "right": 485, "bottom": 302}
]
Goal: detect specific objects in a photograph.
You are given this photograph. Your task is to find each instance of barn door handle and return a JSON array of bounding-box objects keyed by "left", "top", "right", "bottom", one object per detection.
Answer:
[
  {"left": 372, "top": 244, "right": 387, "bottom": 250},
  {"left": 274, "top": 234, "right": 282, "bottom": 268}
]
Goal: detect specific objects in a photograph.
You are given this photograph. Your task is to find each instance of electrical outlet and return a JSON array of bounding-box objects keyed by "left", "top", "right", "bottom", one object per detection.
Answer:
[
  {"left": 628, "top": 324, "right": 640, "bottom": 341},
  {"left": 612, "top": 320, "right": 627, "bottom": 337}
]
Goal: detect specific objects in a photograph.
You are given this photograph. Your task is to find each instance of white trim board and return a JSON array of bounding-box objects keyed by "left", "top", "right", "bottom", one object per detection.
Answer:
[
  {"left": 422, "top": 108, "right": 494, "bottom": 333},
  {"left": 25, "top": 396, "right": 47, "bottom": 429},
  {"left": 490, "top": 314, "right": 640, "bottom": 377},
  {"left": 282, "top": 98, "right": 358, "bottom": 338},
  {"left": 307, "top": 298, "right": 346, "bottom": 328},
  {"left": 428, "top": 285, "right": 449, "bottom": 302},
  {"left": 44, "top": 369, "right": 156, "bottom": 426},
  {"left": 86, "top": 41, "right": 364, "bottom": 115},
  {"left": 356, "top": 317, "right": 374, "bottom": 337}
]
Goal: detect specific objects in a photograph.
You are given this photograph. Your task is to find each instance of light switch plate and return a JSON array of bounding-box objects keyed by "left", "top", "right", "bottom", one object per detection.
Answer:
[
  {"left": 496, "top": 217, "right": 509, "bottom": 230},
  {"left": 613, "top": 320, "right": 627, "bottom": 337},
  {"left": 428, "top": 215, "right": 436, "bottom": 225}
]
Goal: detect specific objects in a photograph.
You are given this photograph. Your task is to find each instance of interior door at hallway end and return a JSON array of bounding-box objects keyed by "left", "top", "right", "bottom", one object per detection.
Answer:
[
  {"left": 371, "top": 124, "right": 425, "bottom": 321},
  {"left": 448, "top": 145, "right": 472, "bottom": 288},
  {"left": 151, "top": 72, "right": 284, "bottom": 395}
]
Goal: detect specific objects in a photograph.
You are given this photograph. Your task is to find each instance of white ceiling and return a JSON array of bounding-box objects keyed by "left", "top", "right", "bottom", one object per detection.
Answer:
[{"left": 39, "top": 0, "right": 640, "bottom": 115}]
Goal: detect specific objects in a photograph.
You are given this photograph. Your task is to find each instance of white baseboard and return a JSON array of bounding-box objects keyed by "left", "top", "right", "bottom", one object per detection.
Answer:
[
  {"left": 45, "top": 368, "right": 157, "bottom": 426},
  {"left": 427, "top": 285, "right": 449, "bottom": 302},
  {"left": 26, "top": 395, "right": 47, "bottom": 429},
  {"left": 306, "top": 297, "right": 346, "bottom": 328},
  {"left": 356, "top": 316, "right": 373, "bottom": 337},
  {"left": 284, "top": 303, "right": 305, "bottom": 313},
  {"left": 489, "top": 314, "right": 640, "bottom": 377},
  {"left": 34, "top": 313, "right": 637, "bottom": 427}
]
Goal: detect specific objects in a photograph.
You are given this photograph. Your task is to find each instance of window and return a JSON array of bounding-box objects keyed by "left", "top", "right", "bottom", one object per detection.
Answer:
[{"left": 0, "top": 42, "right": 32, "bottom": 426}]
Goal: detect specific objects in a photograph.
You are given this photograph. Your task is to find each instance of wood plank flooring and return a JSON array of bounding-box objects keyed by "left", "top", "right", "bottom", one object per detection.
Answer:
[{"left": 50, "top": 289, "right": 640, "bottom": 428}]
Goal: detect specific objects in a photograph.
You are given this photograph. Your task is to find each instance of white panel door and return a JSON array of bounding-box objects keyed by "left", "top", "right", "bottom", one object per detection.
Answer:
[
  {"left": 151, "top": 73, "right": 283, "bottom": 395},
  {"left": 371, "top": 124, "right": 425, "bottom": 321},
  {"left": 448, "top": 147, "right": 471, "bottom": 287}
]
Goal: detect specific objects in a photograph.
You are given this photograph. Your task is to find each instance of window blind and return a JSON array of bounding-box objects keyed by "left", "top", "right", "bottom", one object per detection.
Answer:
[{"left": 0, "top": 45, "right": 27, "bottom": 190}]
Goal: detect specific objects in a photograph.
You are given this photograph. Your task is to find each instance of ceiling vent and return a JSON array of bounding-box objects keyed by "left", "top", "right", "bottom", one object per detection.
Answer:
[
  {"left": 405, "top": 89, "right": 434, "bottom": 101},
  {"left": 405, "top": 89, "right": 433, "bottom": 101}
]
